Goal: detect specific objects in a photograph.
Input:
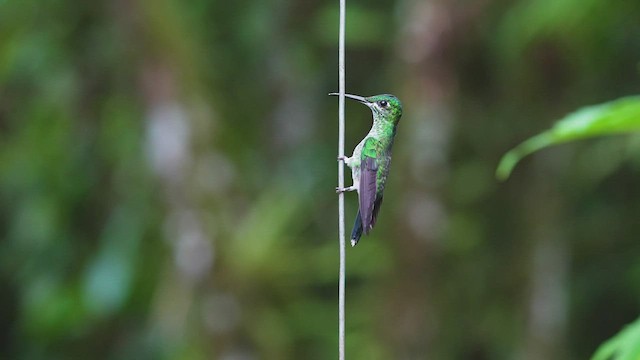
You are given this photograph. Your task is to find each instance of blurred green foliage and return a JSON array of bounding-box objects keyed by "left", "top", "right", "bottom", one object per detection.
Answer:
[
  {"left": 1, "top": 0, "right": 640, "bottom": 359},
  {"left": 593, "top": 317, "right": 640, "bottom": 360},
  {"left": 497, "top": 94, "right": 640, "bottom": 359},
  {"left": 497, "top": 96, "right": 640, "bottom": 180}
]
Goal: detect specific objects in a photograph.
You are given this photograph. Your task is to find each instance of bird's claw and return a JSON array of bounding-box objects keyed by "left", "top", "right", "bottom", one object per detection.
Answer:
[
  {"left": 336, "top": 186, "right": 344, "bottom": 194},
  {"left": 337, "top": 155, "right": 346, "bottom": 162}
]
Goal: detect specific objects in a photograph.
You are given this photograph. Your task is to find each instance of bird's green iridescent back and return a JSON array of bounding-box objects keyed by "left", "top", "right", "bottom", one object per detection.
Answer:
[
  {"left": 338, "top": 93, "right": 403, "bottom": 246},
  {"left": 361, "top": 94, "right": 402, "bottom": 196},
  {"left": 361, "top": 136, "right": 392, "bottom": 196}
]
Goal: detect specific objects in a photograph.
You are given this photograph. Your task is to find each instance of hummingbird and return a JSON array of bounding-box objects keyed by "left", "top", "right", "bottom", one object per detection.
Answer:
[{"left": 330, "top": 93, "right": 403, "bottom": 246}]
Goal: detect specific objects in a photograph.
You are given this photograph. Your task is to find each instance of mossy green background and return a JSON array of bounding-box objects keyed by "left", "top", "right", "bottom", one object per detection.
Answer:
[{"left": 1, "top": 0, "right": 640, "bottom": 359}]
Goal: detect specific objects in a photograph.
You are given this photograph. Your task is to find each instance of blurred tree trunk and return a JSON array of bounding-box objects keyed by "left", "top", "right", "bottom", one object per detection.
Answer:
[
  {"left": 112, "top": 0, "right": 227, "bottom": 356},
  {"left": 387, "top": 0, "right": 457, "bottom": 357},
  {"left": 519, "top": 157, "right": 568, "bottom": 360}
]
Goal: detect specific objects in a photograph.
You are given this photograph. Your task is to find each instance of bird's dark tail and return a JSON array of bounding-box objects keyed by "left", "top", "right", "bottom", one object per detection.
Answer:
[{"left": 350, "top": 209, "right": 363, "bottom": 247}]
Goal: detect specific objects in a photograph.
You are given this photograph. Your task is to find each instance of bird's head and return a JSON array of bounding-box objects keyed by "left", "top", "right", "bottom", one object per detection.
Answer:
[{"left": 330, "top": 93, "right": 403, "bottom": 125}]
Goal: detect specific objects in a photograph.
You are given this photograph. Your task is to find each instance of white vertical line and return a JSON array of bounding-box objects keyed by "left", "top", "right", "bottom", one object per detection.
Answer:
[{"left": 337, "top": 0, "right": 346, "bottom": 358}]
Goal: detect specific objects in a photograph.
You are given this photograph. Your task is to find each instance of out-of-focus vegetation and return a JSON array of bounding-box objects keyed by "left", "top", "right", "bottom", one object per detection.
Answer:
[
  {"left": 1, "top": 0, "right": 640, "bottom": 359},
  {"left": 593, "top": 316, "right": 640, "bottom": 360},
  {"left": 497, "top": 96, "right": 640, "bottom": 180},
  {"left": 497, "top": 96, "right": 640, "bottom": 360}
]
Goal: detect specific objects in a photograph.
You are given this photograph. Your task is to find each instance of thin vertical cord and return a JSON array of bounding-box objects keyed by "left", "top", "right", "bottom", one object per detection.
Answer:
[{"left": 337, "top": 0, "right": 346, "bottom": 358}]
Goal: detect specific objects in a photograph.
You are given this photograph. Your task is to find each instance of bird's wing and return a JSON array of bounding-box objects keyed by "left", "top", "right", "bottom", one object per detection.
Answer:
[{"left": 359, "top": 137, "right": 380, "bottom": 235}]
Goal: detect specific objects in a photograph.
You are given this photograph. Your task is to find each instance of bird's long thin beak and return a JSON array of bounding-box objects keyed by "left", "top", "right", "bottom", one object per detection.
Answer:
[{"left": 328, "top": 93, "right": 369, "bottom": 104}]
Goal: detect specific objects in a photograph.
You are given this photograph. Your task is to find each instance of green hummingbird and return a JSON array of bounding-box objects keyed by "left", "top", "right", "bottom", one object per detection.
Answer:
[{"left": 330, "top": 93, "right": 403, "bottom": 246}]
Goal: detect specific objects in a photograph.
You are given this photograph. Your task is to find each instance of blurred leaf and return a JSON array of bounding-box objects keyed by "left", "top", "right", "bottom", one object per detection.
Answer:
[
  {"left": 592, "top": 316, "right": 640, "bottom": 360},
  {"left": 314, "top": 4, "right": 388, "bottom": 46},
  {"left": 497, "top": 96, "right": 640, "bottom": 180},
  {"left": 82, "top": 206, "right": 142, "bottom": 317},
  {"left": 23, "top": 277, "right": 86, "bottom": 338},
  {"left": 496, "top": 0, "right": 605, "bottom": 59},
  {"left": 228, "top": 184, "right": 309, "bottom": 279}
]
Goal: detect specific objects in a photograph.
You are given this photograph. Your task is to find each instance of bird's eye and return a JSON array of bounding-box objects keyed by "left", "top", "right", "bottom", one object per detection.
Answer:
[{"left": 379, "top": 100, "right": 388, "bottom": 108}]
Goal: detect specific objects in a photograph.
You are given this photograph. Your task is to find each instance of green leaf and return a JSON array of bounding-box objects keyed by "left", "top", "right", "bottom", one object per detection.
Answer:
[
  {"left": 82, "top": 206, "right": 142, "bottom": 317},
  {"left": 592, "top": 317, "right": 640, "bottom": 360},
  {"left": 497, "top": 96, "right": 640, "bottom": 180}
]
